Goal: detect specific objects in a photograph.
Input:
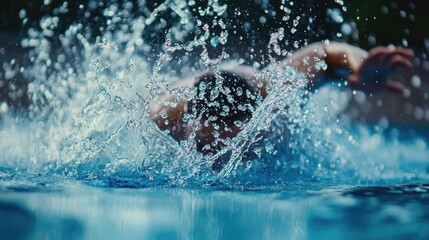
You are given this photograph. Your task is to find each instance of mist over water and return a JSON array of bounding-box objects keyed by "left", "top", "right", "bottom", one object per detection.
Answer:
[{"left": 0, "top": 0, "right": 428, "bottom": 189}]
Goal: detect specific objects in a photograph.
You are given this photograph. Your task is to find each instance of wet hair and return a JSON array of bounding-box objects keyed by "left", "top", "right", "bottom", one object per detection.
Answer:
[{"left": 189, "top": 70, "right": 258, "bottom": 127}]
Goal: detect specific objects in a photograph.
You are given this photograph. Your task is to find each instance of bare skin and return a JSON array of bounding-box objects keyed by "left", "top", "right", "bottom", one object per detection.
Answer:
[{"left": 149, "top": 41, "right": 414, "bottom": 156}]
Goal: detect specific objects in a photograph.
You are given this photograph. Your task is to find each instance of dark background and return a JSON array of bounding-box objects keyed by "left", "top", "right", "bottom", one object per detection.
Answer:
[{"left": 0, "top": 0, "right": 428, "bottom": 126}]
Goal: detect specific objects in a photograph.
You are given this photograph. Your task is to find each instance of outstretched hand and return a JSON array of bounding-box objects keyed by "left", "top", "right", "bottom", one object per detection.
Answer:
[{"left": 347, "top": 46, "right": 414, "bottom": 94}]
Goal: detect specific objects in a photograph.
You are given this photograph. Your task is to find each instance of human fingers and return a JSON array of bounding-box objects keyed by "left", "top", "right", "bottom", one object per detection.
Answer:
[
  {"left": 347, "top": 74, "right": 360, "bottom": 87},
  {"left": 369, "top": 51, "right": 413, "bottom": 73},
  {"left": 386, "top": 80, "right": 405, "bottom": 93},
  {"left": 388, "top": 47, "right": 414, "bottom": 58},
  {"left": 366, "top": 49, "right": 394, "bottom": 66},
  {"left": 368, "top": 47, "right": 390, "bottom": 56},
  {"left": 368, "top": 47, "right": 414, "bottom": 62},
  {"left": 347, "top": 73, "right": 386, "bottom": 93},
  {"left": 381, "top": 48, "right": 414, "bottom": 62},
  {"left": 388, "top": 55, "right": 413, "bottom": 70}
]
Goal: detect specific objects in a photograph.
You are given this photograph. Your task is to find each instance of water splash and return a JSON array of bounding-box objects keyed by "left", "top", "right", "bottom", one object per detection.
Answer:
[{"left": 0, "top": 0, "right": 428, "bottom": 188}]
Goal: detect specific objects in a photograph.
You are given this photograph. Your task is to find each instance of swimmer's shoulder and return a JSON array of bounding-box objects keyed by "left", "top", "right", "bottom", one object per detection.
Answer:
[{"left": 167, "top": 77, "right": 197, "bottom": 89}]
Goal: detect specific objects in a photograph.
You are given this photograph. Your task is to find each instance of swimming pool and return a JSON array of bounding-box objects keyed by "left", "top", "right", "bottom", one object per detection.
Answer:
[
  {"left": 1, "top": 177, "right": 429, "bottom": 239},
  {"left": 1, "top": 0, "right": 429, "bottom": 239}
]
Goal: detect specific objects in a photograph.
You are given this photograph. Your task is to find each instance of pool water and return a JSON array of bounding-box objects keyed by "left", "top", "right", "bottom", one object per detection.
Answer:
[
  {"left": 1, "top": 0, "right": 429, "bottom": 239},
  {"left": 1, "top": 178, "right": 429, "bottom": 240}
]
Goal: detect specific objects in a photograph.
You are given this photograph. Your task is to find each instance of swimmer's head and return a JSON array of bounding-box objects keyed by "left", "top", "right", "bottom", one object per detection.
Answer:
[{"left": 188, "top": 71, "right": 259, "bottom": 159}]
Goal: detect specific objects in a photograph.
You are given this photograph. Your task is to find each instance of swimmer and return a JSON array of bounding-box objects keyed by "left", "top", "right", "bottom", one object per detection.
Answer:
[{"left": 149, "top": 42, "right": 414, "bottom": 170}]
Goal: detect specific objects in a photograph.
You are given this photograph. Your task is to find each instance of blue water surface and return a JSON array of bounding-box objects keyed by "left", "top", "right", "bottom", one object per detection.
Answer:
[{"left": 1, "top": 175, "right": 429, "bottom": 240}]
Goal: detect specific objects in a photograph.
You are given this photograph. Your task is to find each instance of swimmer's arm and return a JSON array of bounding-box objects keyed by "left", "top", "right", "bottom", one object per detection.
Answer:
[
  {"left": 285, "top": 42, "right": 367, "bottom": 89},
  {"left": 287, "top": 42, "right": 414, "bottom": 93},
  {"left": 264, "top": 42, "right": 352, "bottom": 89},
  {"left": 149, "top": 94, "right": 189, "bottom": 141},
  {"left": 149, "top": 79, "right": 195, "bottom": 141}
]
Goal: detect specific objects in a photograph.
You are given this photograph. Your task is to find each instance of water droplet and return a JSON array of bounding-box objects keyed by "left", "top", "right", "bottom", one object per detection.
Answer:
[
  {"left": 253, "top": 147, "right": 262, "bottom": 158},
  {"left": 236, "top": 87, "right": 243, "bottom": 96},
  {"left": 341, "top": 23, "right": 352, "bottom": 36},
  {"left": 293, "top": 41, "right": 299, "bottom": 48},
  {"left": 234, "top": 120, "right": 243, "bottom": 128},
  {"left": 327, "top": 8, "right": 344, "bottom": 24},
  {"left": 411, "top": 75, "right": 421, "bottom": 88},
  {"left": 160, "top": 111, "right": 168, "bottom": 119},
  {"left": 19, "top": 9, "right": 27, "bottom": 19},
  {"left": 293, "top": 16, "right": 300, "bottom": 27}
]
